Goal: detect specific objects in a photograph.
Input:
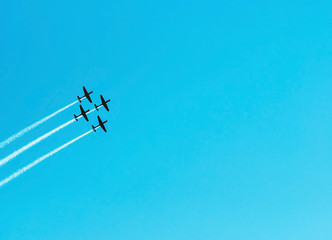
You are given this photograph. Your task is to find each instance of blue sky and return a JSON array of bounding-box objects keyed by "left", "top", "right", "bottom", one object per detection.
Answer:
[{"left": 0, "top": 0, "right": 332, "bottom": 239}]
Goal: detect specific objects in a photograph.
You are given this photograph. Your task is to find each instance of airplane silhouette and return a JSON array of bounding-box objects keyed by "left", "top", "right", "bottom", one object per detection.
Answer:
[
  {"left": 95, "top": 95, "right": 110, "bottom": 111},
  {"left": 92, "top": 116, "right": 108, "bottom": 132},
  {"left": 74, "top": 105, "right": 90, "bottom": 121},
  {"left": 77, "top": 86, "right": 93, "bottom": 103}
]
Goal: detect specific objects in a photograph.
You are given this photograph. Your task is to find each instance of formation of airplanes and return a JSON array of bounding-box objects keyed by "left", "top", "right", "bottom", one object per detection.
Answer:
[{"left": 74, "top": 86, "right": 110, "bottom": 132}]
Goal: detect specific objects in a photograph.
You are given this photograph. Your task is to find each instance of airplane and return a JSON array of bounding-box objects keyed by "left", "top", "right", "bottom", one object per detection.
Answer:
[
  {"left": 77, "top": 86, "right": 93, "bottom": 103},
  {"left": 74, "top": 105, "right": 90, "bottom": 121},
  {"left": 92, "top": 116, "right": 108, "bottom": 132},
  {"left": 94, "top": 95, "right": 110, "bottom": 111}
]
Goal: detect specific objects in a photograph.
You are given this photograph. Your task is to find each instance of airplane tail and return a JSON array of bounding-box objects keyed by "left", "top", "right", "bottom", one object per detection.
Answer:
[
  {"left": 92, "top": 125, "right": 96, "bottom": 132},
  {"left": 74, "top": 114, "right": 78, "bottom": 121},
  {"left": 77, "top": 96, "right": 82, "bottom": 103},
  {"left": 94, "top": 104, "right": 99, "bottom": 111}
]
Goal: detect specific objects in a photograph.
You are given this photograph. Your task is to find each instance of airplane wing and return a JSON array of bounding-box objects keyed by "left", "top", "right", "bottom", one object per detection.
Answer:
[
  {"left": 80, "top": 105, "right": 89, "bottom": 121},
  {"left": 104, "top": 104, "right": 109, "bottom": 111},
  {"left": 79, "top": 105, "right": 85, "bottom": 114},
  {"left": 86, "top": 94, "right": 92, "bottom": 103},
  {"left": 83, "top": 86, "right": 88, "bottom": 96},
  {"left": 97, "top": 116, "right": 103, "bottom": 125},
  {"left": 82, "top": 112, "right": 89, "bottom": 121},
  {"left": 100, "top": 95, "right": 110, "bottom": 111},
  {"left": 83, "top": 86, "right": 93, "bottom": 103},
  {"left": 97, "top": 116, "right": 107, "bottom": 132},
  {"left": 100, "top": 122, "right": 107, "bottom": 132}
]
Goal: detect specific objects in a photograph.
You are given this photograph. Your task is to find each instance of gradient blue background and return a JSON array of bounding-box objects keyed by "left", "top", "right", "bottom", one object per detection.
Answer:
[{"left": 1, "top": 1, "right": 332, "bottom": 239}]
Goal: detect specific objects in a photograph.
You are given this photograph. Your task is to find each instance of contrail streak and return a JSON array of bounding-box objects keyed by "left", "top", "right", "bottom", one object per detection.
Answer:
[
  {"left": 0, "top": 119, "right": 75, "bottom": 167},
  {"left": 0, "top": 101, "right": 78, "bottom": 149},
  {"left": 0, "top": 107, "right": 96, "bottom": 167},
  {"left": 0, "top": 108, "right": 96, "bottom": 167},
  {"left": 0, "top": 130, "right": 93, "bottom": 188}
]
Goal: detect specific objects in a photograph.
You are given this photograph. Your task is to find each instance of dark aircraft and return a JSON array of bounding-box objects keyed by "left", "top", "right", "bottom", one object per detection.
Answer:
[
  {"left": 74, "top": 105, "right": 90, "bottom": 121},
  {"left": 77, "top": 86, "right": 93, "bottom": 103},
  {"left": 92, "top": 116, "right": 108, "bottom": 132},
  {"left": 94, "top": 95, "right": 110, "bottom": 111}
]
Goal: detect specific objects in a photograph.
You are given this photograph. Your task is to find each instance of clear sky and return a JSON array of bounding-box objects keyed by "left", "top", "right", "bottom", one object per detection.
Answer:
[{"left": 0, "top": 0, "right": 332, "bottom": 239}]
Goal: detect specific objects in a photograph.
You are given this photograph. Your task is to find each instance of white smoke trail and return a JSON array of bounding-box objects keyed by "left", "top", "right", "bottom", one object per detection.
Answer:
[
  {"left": 0, "top": 101, "right": 78, "bottom": 149},
  {"left": 89, "top": 108, "right": 96, "bottom": 114},
  {"left": 0, "top": 107, "right": 96, "bottom": 167},
  {"left": 0, "top": 130, "right": 93, "bottom": 187},
  {"left": 0, "top": 119, "right": 76, "bottom": 167}
]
